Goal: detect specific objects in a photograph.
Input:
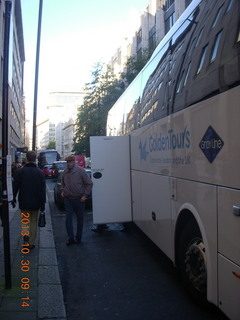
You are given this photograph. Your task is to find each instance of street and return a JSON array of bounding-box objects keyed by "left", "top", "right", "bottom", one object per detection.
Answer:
[{"left": 46, "top": 179, "right": 228, "bottom": 320}]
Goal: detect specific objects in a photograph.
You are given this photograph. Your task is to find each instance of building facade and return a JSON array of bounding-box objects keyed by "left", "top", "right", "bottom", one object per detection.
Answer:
[
  {"left": 36, "top": 91, "right": 85, "bottom": 159},
  {"left": 108, "top": 0, "right": 193, "bottom": 78},
  {"left": 0, "top": 0, "right": 26, "bottom": 162}
]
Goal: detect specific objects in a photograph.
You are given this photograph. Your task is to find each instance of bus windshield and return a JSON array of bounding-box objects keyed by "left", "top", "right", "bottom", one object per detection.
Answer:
[{"left": 38, "top": 150, "right": 60, "bottom": 168}]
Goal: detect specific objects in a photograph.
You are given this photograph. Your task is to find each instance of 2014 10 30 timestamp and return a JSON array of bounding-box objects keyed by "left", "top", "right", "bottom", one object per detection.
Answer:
[{"left": 20, "top": 212, "right": 31, "bottom": 307}]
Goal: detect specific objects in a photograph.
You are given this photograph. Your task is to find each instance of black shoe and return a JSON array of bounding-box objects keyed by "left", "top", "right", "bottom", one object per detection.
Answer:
[
  {"left": 101, "top": 224, "right": 109, "bottom": 230},
  {"left": 91, "top": 224, "right": 108, "bottom": 233},
  {"left": 91, "top": 226, "right": 103, "bottom": 233},
  {"left": 66, "top": 239, "right": 76, "bottom": 246},
  {"left": 75, "top": 237, "right": 81, "bottom": 244}
]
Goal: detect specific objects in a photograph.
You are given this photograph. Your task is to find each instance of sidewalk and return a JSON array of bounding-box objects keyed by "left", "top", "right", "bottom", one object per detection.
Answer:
[{"left": 0, "top": 198, "right": 66, "bottom": 320}]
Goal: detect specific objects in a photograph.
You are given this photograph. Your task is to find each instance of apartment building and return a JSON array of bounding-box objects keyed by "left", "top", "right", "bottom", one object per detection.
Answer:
[
  {"left": 36, "top": 91, "right": 85, "bottom": 158},
  {"left": 0, "top": 0, "right": 26, "bottom": 162},
  {"left": 108, "top": 0, "right": 193, "bottom": 77}
]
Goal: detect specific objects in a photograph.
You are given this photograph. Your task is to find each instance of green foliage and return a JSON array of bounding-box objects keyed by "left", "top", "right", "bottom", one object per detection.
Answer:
[
  {"left": 46, "top": 140, "right": 56, "bottom": 149},
  {"left": 73, "top": 63, "right": 124, "bottom": 156},
  {"left": 73, "top": 50, "right": 152, "bottom": 157},
  {"left": 121, "top": 48, "right": 153, "bottom": 85}
]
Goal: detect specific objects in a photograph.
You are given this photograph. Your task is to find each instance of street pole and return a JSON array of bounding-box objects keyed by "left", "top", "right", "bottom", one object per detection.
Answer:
[
  {"left": 2, "top": 1, "right": 12, "bottom": 290},
  {"left": 32, "top": 0, "right": 43, "bottom": 151}
]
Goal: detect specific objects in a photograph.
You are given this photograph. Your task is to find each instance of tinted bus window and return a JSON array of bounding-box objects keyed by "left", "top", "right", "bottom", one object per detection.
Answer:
[
  {"left": 196, "top": 44, "right": 208, "bottom": 74},
  {"left": 210, "top": 30, "right": 223, "bottom": 63}
]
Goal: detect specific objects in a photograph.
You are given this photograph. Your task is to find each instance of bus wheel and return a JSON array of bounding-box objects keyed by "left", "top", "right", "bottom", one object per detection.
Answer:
[{"left": 178, "top": 219, "right": 207, "bottom": 306}]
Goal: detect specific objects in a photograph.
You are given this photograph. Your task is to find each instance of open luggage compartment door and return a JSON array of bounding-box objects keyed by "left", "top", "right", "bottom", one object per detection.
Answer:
[{"left": 90, "top": 136, "right": 132, "bottom": 224}]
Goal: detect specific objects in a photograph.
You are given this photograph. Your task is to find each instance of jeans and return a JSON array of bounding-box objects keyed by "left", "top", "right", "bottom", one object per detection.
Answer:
[{"left": 64, "top": 198, "right": 85, "bottom": 241}]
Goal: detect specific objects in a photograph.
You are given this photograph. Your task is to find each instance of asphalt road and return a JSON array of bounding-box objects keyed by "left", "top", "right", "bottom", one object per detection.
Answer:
[{"left": 46, "top": 179, "right": 228, "bottom": 320}]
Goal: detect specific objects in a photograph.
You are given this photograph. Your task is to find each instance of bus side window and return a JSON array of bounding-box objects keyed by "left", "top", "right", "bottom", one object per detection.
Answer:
[
  {"left": 209, "top": 30, "right": 223, "bottom": 64},
  {"left": 196, "top": 44, "right": 208, "bottom": 75}
]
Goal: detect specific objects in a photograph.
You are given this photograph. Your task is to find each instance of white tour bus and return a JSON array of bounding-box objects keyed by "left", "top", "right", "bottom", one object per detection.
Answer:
[{"left": 90, "top": 1, "right": 240, "bottom": 319}]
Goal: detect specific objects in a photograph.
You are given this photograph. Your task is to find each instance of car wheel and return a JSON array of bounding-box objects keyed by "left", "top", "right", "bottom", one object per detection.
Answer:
[{"left": 178, "top": 219, "right": 208, "bottom": 306}]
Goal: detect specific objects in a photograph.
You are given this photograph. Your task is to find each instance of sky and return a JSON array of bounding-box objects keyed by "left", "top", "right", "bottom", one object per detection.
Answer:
[{"left": 21, "top": 0, "right": 148, "bottom": 124}]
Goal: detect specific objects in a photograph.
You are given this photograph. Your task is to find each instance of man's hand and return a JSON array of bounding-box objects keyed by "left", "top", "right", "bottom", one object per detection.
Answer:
[{"left": 80, "top": 195, "right": 87, "bottom": 203}]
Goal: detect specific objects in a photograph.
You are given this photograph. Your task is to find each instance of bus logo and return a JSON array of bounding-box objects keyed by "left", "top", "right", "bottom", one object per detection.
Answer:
[
  {"left": 139, "top": 140, "right": 149, "bottom": 161},
  {"left": 199, "top": 126, "right": 224, "bottom": 163}
]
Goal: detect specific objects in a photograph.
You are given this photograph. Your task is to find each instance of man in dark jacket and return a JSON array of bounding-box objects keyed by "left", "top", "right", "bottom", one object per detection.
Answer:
[{"left": 13, "top": 151, "right": 46, "bottom": 249}]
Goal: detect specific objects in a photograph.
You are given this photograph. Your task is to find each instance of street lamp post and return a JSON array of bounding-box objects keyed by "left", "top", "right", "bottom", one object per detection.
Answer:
[{"left": 32, "top": 0, "right": 43, "bottom": 151}]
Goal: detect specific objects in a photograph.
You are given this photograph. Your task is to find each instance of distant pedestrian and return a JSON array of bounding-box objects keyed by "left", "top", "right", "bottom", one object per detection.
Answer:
[
  {"left": 12, "top": 151, "right": 46, "bottom": 249},
  {"left": 11, "top": 161, "right": 20, "bottom": 182},
  {"left": 61, "top": 155, "right": 93, "bottom": 246}
]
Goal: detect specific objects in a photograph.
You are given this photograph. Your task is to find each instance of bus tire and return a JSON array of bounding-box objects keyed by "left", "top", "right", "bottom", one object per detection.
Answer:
[{"left": 178, "top": 219, "right": 208, "bottom": 306}]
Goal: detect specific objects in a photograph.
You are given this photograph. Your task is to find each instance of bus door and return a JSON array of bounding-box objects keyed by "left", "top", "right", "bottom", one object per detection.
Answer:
[{"left": 90, "top": 136, "right": 132, "bottom": 224}]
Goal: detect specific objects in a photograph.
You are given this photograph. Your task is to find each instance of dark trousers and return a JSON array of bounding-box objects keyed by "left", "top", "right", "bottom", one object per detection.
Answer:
[
  {"left": 21, "top": 209, "right": 39, "bottom": 245},
  {"left": 64, "top": 198, "right": 84, "bottom": 241}
]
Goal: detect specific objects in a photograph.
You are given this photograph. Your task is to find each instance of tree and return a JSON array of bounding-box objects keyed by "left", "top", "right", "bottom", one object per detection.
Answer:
[
  {"left": 73, "top": 63, "right": 124, "bottom": 156},
  {"left": 122, "top": 48, "right": 153, "bottom": 85},
  {"left": 73, "top": 49, "right": 153, "bottom": 156},
  {"left": 46, "top": 140, "right": 56, "bottom": 149}
]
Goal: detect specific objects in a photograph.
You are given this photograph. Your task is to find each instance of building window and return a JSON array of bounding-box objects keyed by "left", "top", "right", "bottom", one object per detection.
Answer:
[
  {"left": 226, "top": 0, "right": 234, "bottom": 13},
  {"left": 237, "top": 29, "right": 240, "bottom": 43},
  {"left": 195, "top": 28, "right": 203, "bottom": 47},
  {"left": 164, "top": 0, "right": 175, "bottom": 34},
  {"left": 212, "top": 5, "right": 223, "bottom": 28},
  {"left": 183, "top": 62, "right": 191, "bottom": 87},
  {"left": 210, "top": 30, "right": 223, "bottom": 63},
  {"left": 164, "top": 0, "right": 175, "bottom": 11},
  {"left": 149, "top": 26, "right": 156, "bottom": 51},
  {"left": 137, "top": 29, "right": 142, "bottom": 46},
  {"left": 137, "top": 49, "right": 142, "bottom": 61},
  {"left": 165, "top": 12, "right": 175, "bottom": 33},
  {"left": 196, "top": 44, "right": 208, "bottom": 74},
  {"left": 176, "top": 71, "right": 184, "bottom": 93}
]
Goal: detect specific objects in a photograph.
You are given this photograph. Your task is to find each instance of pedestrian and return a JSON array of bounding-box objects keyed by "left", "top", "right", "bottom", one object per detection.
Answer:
[
  {"left": 12, "top": 150, "right": 46, "bottom": 249},
  {"left": 61, "top": 155, "right": 93, "bottom": 246},
  {"left": 11, "top": 161, "right": 20, "bottom": 182}
]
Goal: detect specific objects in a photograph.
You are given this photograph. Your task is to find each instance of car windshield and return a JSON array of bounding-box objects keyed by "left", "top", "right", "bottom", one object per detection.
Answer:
[{"left": 57, "top": 163, "right": 67, "bottom": 169}]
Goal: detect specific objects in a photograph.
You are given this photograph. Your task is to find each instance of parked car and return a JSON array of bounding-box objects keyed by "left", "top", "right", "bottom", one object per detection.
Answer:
[
  {"left": 42, "top": 164, "right": 53, "bottom": 178},
  {"left": 51, "top": 161, "right": 67, "bottom": 179},
  {"left": 54, "top": 169, "right": 92, "bottom": 210}
]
